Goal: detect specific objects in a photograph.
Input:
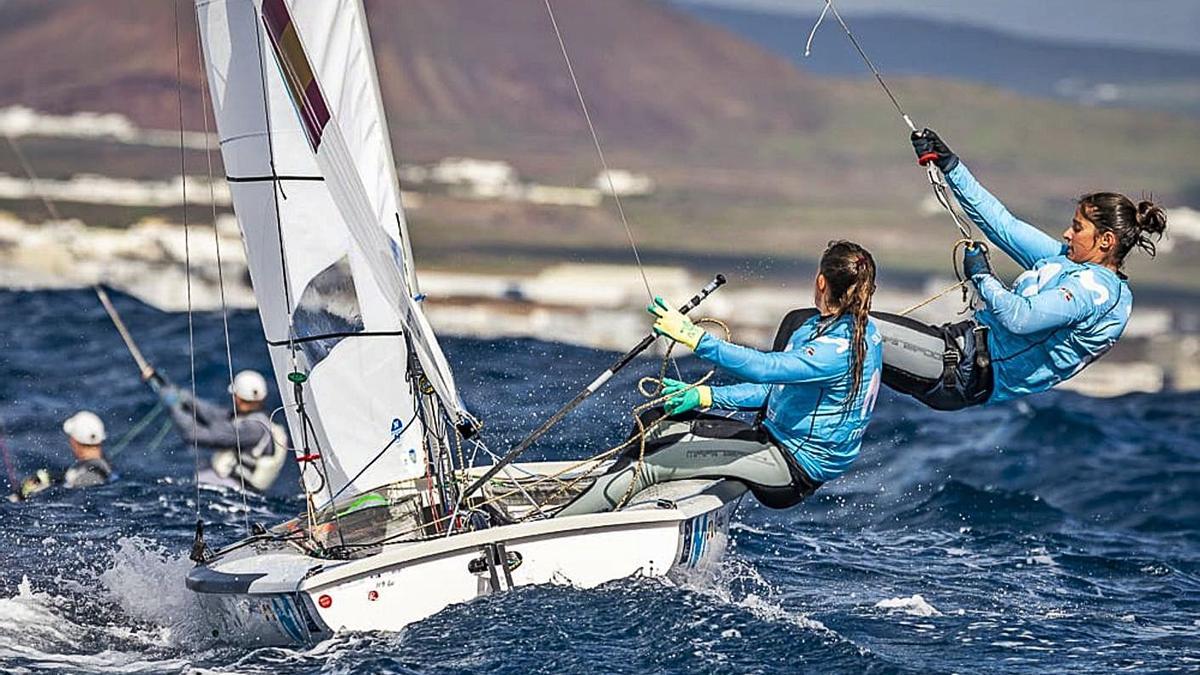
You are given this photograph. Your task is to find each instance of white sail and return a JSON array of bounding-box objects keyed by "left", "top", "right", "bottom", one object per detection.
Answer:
[{"left": 195, "top": 0, "right": 467, "bottom": 504}]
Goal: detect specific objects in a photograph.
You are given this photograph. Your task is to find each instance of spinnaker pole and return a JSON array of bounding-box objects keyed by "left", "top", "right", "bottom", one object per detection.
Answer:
[
  {"left": 95, "top": 286, "right": 154, "bottom": 379},
  {"left": 460, "top": 274, "right": 726, "bottom": 500}
]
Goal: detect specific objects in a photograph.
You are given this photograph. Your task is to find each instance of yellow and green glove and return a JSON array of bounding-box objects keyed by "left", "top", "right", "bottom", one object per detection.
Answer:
[
  {"left": 648, "top": 296, "right": 706, "bottom": 350},
  {"left": 661, "top": 378, "right": 712, "bottom": 416}
]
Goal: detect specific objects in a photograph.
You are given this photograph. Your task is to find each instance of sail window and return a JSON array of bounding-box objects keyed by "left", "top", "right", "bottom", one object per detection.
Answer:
[{"left": 291, "top": 255, "right": 364, "bottom": 366}]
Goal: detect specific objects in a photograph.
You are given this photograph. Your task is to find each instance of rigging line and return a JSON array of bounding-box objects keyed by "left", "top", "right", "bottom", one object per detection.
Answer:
[
  {"left": 320, "top": 409, "right": 417, "bottom": 508},
  {"left": 107, "top": 402, "right": 165, "bottom": 459},
  {"left": 542, "top": 0, "right": 654, "bottom": 301},
  {"left": 193, "top": 5, "right": 251, "bottom": 531},
  {"left": 144, "top": 419, "right": 176, "bottom": 456},
  {"left": 2, "top": 134, "right": 61, "bottom": 221},
  {"left": 174, "top": 0, "right": 202, "bottom": 519},
  {"left": 805, "top": 0, "right": 972, "bottom": 242},
  {"left": 820, "top": 0, "right": 913, "bottom": 130}
]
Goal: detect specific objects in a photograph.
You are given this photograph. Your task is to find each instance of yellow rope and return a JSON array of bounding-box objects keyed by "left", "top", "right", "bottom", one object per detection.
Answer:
[
  {"left": 896, "top": 280, "right": 965, "bottom": 316},
  {"left": 894, "top": 238, "right": 977, "bottom": 316}
]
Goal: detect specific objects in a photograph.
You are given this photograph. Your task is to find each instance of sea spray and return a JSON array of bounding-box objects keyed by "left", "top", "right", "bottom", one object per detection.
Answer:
[
  {"left": 0, "top": 575, "right": 194, "bottom": 673},
  {"left": 874, "top": 594, "right": 942, "bottom": 617},
  {"left": 98, "top": 537, "right": 208, "bottom": 646}
]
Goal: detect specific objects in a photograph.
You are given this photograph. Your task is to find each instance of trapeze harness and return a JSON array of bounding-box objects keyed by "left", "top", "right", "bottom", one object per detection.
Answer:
[
  {"left": 874, "top": 312, "right": 994, "bottom": 411},
  {"left": 875, "top": 163, "right": 1131, "bottom": 410}
]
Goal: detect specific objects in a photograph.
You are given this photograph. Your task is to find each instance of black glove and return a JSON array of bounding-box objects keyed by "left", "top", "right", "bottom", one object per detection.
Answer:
[
  {"left": 911, "top": 128, "right": 959, "bottom": 173},
  {"left": 962, "top": 242, "right": 993, "bottom": 279}
]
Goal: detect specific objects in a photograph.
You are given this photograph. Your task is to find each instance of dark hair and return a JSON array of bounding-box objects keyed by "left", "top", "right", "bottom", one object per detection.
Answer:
[
  {"left": 819, "top": 240, "right": 877, "bottom": 406},
  {"left": 1078, "top": 192, "right": 1168, "bottom": 267}
]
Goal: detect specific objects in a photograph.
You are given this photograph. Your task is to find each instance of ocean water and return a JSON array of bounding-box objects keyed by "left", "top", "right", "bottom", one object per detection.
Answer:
[{"left": 0, "top": 288, "right": 1197, "bottom": 674}]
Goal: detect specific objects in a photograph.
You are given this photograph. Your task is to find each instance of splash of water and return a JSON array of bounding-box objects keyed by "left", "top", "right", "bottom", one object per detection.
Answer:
[{"left": 97, "top": 537, "right": 209, "bottom": 646}]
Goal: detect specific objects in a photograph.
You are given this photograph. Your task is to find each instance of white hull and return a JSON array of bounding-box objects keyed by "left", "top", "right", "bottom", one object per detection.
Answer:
[{"left": 187, "top": 468, "right": 745, "bottom": 645}]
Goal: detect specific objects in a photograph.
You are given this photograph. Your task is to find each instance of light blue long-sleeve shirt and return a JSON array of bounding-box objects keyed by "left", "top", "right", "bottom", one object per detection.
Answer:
[
  {"left": 946, "top": 163, "right": 1132, "bottom": 402},
  {"left": 694, "top": 314, "right": 883, "bottom": 483}
]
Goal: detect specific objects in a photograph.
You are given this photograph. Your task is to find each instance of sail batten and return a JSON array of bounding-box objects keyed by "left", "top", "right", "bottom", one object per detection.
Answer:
[{"left": 196, "top": 0, "right": 468, "bottom": 504}]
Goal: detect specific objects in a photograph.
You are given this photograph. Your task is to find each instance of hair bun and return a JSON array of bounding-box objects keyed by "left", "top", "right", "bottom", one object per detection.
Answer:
[{"left": 1136, "top": 200, "right": 1168, "bottom": 236}]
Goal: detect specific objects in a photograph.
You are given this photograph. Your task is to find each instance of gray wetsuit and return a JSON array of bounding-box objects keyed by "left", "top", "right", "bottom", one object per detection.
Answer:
[
  {"left": 63, "top": 458, "right": 114, "bottom": 489},
  {"left": 556, "top": 412, "right": 820, "bottom": 517},
  {"left": 167, "top": 388, "right": 287, "bottom": 493}
]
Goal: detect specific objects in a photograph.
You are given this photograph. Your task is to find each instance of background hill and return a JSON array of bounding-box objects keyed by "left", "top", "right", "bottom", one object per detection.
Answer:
[
  {"left": 0, "top": 0, "right": 823, "bottom": 150},
  {"left": 0, "top": 0, "right": 1197, "bottom": 292},
  {"left": 672, "top": 2, "right": 1200, "bottom": 117}
]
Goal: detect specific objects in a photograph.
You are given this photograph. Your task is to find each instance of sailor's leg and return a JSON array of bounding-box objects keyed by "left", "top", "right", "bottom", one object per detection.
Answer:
[{"left": 555, "top": 435, "right": 792, "bottom": 517}]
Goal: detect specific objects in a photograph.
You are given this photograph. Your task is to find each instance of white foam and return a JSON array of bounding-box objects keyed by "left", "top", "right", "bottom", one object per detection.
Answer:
[
  {"left": 97, "top": 537, "right": 208, "bottom": 645},
  {"left": 1023, "top": 547, "right": 1056, "bottom": 567},
  {"left": 874, "top": 594, "right": 942, "bottom": 617},
  {"left": 679, "top": 557, "right": 829, "bottom": 634},
  {"left": 0, "top": 575, "right": 191, "bottom": 673}
]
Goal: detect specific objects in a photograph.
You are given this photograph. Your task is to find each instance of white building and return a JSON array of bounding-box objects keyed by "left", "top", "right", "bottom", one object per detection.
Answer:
[{"left": 593, "top": 169, "right": 655, "bottom": 197}]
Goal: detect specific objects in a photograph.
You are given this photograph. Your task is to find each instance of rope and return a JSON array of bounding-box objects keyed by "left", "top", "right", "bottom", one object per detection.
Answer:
[
  {"left": 891, "top": 238, "right": 978, "bottom": 316},
  {"left": 173, "top": 0, "right": 203, "bottom": 519},
  {"left": 144, "top": 419, "right": 176, "bottom": 456},
  {"left": 894, "top": 280, "right": 965, "bottom": 317},
  {"left": 805, "top": 0, "right": 972, "bottom": 241},
  {"left": 107, "top": 403, "right": 165, "bottom": 458},
  {"left": 542, "top": 0, "right": 654, "bottom": 301},
  {"left": 323, "top": 319, "right": 730, "bottom": 552},
  {"left": 192, "top": 3, "right": 251, "bottom": 531}
]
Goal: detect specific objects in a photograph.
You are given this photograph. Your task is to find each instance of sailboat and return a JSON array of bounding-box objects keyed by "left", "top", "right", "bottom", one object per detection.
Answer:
[{"left": 187, "top": 0, "right": 743, "bottom": 645}]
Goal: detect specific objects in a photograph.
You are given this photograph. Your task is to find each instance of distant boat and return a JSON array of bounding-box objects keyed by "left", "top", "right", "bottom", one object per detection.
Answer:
[{"left": 187, "top": 0, "right": 742, "bottom": 645}]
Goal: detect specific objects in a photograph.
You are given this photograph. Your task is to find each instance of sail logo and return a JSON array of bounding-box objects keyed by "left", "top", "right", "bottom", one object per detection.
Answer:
[{"left": 262, "top": 0, "right": 331, "bottom": 151}]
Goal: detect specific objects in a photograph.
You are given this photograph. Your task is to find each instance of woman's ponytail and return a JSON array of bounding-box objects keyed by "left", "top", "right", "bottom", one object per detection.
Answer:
[
  {"left": 1134, "top": 199, "right": 1168, "bottom": 257},
  {"left": 819, "top": 241, "right": 877, "bottom": 407}
]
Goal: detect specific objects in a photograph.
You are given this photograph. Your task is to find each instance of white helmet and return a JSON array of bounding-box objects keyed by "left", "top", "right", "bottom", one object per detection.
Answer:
[
  {"left": 228, "top": 370, "right": 268, "bottom": 403},
  {"left": 63, "top": 411, "right": 106, "bottom": 445}
]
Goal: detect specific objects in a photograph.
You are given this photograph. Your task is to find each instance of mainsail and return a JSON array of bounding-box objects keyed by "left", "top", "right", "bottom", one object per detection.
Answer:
[{"left": 195, "top": 0, "right": 469, "bottom": 505}]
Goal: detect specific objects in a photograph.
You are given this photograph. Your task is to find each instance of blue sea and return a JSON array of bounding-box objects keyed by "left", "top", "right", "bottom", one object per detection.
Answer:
[{"left": 1, "top": 289, "right": 1197, "bottom": 673}]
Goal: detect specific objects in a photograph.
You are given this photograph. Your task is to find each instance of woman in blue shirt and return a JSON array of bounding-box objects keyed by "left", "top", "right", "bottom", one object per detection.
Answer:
[
  {"left": 876, "top": 129, "right": 1168, "bottom": 410},
  {"left": 558, "top": 241, "right": 882, "bottom": 516}
]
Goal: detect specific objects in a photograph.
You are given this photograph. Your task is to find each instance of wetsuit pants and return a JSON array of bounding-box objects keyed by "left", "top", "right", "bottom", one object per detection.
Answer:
[
  {"left": 555, "top": 411, "right": 821, "bottom": 517},
  {"left": 873, "top": 312, "right": 994, "bottom": 411}
]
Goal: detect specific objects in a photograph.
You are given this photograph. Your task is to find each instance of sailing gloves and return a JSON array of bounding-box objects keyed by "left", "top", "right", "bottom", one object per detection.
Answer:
[
  {"left": 962, "top": 242, "right": 994, "bottom": 280},
  {"left": 911, "top": 128, "right": 959, "bottom": 174},
  {"left": 661, "top": 378, "right": 712, "bottom": 416},
  {"left": 648, "top": 296, "right": 705, "bottom": 350}
]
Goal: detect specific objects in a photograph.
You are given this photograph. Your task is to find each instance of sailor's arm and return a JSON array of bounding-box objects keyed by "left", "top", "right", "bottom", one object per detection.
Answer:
[
  {"left": 945, "top": 163, "right": 1066, "bottom": 269},
  {"left": 709, "top": 383, "right": 771, "bottom": 410},
  {"left": 975, "top": 274, "right": 1090, "bottom": 335},
  {"left": 694, "top": 334, "right": 842, "bottom": 384},
  {"left": 166, "top": 397, "right": 243, "bottom": 448}
]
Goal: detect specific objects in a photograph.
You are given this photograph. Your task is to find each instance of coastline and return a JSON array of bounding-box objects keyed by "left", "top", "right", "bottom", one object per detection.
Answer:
[{"left": 2, "top": 213, "right": 1191, "bottom": 396}]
